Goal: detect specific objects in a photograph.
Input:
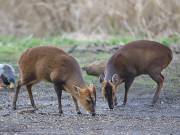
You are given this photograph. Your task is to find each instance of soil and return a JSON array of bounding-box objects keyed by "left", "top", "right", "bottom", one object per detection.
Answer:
[{"left": 0, "top": 81, "right": 179, "bottom": 135}]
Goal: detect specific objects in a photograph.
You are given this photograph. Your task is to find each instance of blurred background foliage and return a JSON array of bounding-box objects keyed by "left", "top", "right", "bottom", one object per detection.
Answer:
[
  {"left": 0, "top": 0, "right": 180, "bottom": 66},
  {"left": 0, "top": 0, "right": 179, "bottom": 37}
]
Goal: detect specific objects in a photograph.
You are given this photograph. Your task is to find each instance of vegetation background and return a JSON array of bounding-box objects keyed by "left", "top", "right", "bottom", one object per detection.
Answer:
[
  {"left": 0, "top": 0, "right": 179, "bottom": 82},
  {"left": 0, "top": 0, "right": 180, "bottom": 37}
]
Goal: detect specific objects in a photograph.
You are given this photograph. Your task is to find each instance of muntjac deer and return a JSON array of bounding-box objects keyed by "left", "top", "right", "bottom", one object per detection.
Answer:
[
  {"left": 99, "top": 40, "right": 172, "bottom": 109},
  {"left": 82, "top": 61, "right": 106, "bottom": 77},
  {"left": 13, "top": 46, "right": 96, "bottom": 116}
]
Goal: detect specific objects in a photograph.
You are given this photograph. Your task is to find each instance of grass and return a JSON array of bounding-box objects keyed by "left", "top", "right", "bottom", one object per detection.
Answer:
[
  {"left": 0, "top": 36, "right": 106, "bottom": 63},
  {"left": 0, "top": 35, "right": 179, "bottom": 64}
]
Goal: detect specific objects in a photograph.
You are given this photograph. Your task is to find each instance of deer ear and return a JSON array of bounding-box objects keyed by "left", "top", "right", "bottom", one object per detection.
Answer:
[
  {"left": 74, "top": 85, "right": 81, "bottom": 96},
  {"left": 112, "top": 74, "right": 124, "bottom": 85},
  {"left": 99, "top": 73, "right": 105, "bottom": 83},
  {"left": 112, "top": 74, "right": 120, "bottom": 85},
  {"left": 89, "top": 84, "right": 96, "bottom": 102}
]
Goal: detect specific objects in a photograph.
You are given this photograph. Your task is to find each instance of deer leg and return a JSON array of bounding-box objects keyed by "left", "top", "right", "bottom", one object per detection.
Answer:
[
  {"left": 54, "top": 84, "right": 63, "bottom": 114},
  {"left": 123, "top": 78, "right": 134, "bottom": 105},
  {"left": 12, "top": 80, "right": 23, "bottom": 110},
  {"left": 72, "top": 96, "right": 81, "bottom": 114},
  {"left": 26, "top": 84, "right": 37, "bottom": 110},
  {"left": 150, "top": 73, "right": 164, "bottom": 105}
]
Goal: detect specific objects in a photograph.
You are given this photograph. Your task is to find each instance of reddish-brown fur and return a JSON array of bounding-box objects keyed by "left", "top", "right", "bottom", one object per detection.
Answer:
[
  {"left": 13, "top": 46, "right": 96, "bottom": 116},
  {"left": 100, "top": 40, "right": 172, "bottom": 109}
]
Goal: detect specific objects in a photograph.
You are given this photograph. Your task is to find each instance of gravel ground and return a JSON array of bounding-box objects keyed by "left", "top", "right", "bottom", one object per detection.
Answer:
[{"left": 0, "top": 78, "right": 179, "bottom": 135}]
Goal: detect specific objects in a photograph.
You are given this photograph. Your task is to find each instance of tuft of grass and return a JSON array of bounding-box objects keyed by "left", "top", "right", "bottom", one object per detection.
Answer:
[
  {"left": 160, "top": 35, "right": 180, "bottom": 46},
  {"left": 83, "top": 74, "right": 98, "bottom": 84}
]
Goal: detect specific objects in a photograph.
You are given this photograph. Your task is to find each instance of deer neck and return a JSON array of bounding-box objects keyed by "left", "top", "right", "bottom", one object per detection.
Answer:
[{"left": 64, "top": 75, "right": 87, "bottom": 99}]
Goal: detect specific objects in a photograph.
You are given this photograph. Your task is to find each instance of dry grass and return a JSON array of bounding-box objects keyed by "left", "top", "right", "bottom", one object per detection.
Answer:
[{"left": 0, "top": 0, "right": 180, "bottom": 37}]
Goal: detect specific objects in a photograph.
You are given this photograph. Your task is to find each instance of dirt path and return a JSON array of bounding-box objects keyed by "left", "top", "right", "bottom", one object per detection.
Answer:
[{"left": 0, "top": 79, "right": 179, "bottom": 135}]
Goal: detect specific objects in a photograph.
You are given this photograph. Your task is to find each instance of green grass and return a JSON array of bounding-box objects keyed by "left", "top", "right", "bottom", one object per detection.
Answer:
[
  {"left": 0, "top": 35, "right": 179, "bottom": 64},
  {"left": 83, "top": 74, "right": 99, "bottom": 84},
  {"left": 159, "top": 34, "right": 180, "bottom": 46}
]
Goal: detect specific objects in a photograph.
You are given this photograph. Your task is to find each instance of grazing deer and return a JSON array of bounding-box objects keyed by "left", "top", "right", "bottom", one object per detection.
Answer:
[
  {"left": 99, "top": 40, "right": 172, "bottom": 109},
  {"left": 82, "top": 61, "right": 106, "bottom": 77},
  {"left": 13, "top": 46, "right": 96, "bottom": 116}
]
